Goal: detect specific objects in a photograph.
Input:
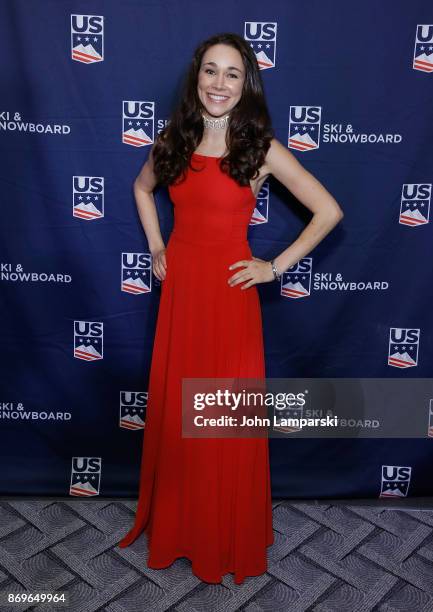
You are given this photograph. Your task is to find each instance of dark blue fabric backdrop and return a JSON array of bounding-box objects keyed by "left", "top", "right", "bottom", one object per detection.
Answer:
[{"left": 1, "top": 1, "right": 432, "bottom": 499}]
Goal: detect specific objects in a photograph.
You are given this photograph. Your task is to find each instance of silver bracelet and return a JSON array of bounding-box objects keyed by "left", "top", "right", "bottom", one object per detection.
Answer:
[{"left": 270, "top": 259, "right": 281, "bottom": 281}]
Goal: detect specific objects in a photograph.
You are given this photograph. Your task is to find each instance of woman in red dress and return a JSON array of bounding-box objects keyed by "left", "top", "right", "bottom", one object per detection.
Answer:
[{"left": 118, "top": 32, "right": 344, "bottom": 584}]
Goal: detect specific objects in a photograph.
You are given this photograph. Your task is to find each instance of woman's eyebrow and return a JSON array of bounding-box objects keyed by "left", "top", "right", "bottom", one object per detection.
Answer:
[{"left": 202, "top": 61, "right": 243, "bottom": 72}]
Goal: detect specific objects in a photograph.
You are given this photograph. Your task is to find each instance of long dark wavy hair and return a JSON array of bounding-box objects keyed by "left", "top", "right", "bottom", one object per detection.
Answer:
[{"left": 152, "top": 32, "right": 274, "bottom": 188}]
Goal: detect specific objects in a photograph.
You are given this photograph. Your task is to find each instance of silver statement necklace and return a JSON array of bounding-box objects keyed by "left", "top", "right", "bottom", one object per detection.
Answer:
[{"left": 202, "top": 112, "right": 230, "bottom": 130}]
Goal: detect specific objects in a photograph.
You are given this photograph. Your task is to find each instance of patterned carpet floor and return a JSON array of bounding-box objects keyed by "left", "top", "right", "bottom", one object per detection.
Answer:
[{"left": 0, "top": 497, "right": 433, "bottom": 612}]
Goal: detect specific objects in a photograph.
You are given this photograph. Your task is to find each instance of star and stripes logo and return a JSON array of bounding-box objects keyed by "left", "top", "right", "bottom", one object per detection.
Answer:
[
  {"left": 122, "top": 101, "right": 154, "bottom": 147},
  {"left": 249, "top": 181, "right": 269, "bottom": 225},
  {"left": 70, "top": 457, "right": 101, "bottom": 496},
  {"left": 380, "top": 465, "right": 411, "bottom": 498},
  {"left": 399, "top": 183, "right": 431, "bottom": 227},
  {"left": 74, "top": 321, "right": 103, "bottom": 361},
  {"left": 413, "top": 24, "right": 433, "bottom": 72},
  {"left": 119, "top": 391, "right": 147, "bottom": 430},
  {"left": 244, "top": 22, "right": 277, "bottom": 70},
  {"left": 73, "top": 176, "right": 104, "bottom": 220},
  {"left": 288, "top": 106, "right": 321, "bottom": 151},
  {"left": 273, "top": 404, "right": 304, "bottom": 434},
  {"left": 71, "top": 15, "right": 104, "bottom": 63},
  {"left": 121, "top": 252, "right": 152, "bottom": 294},
  {"left": 428, "top": 400, "right": 433, "bottom": 437},
  {"left": 388, "top": 327, "right": 420, "bottom": 368},
  {"left": 281, "top": 258, "right": 312, "bottom": 299}
]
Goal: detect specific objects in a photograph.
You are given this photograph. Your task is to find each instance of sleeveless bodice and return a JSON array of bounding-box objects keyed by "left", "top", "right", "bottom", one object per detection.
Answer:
[{"left": 167, "top": 153, "right": 256, "bottom": 246}]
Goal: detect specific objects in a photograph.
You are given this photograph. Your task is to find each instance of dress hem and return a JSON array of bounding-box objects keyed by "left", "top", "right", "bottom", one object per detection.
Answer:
[{"left": 117, "top": 528, "right": 274, "bottom": 585}]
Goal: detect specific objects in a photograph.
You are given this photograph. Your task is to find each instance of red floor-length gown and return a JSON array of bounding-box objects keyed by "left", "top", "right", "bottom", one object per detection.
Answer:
[{"left": 118, "top": 152, "right": 274, "bottom": 584}]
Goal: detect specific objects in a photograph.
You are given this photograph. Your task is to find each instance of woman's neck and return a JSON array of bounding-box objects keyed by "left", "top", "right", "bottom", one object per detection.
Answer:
[{"left": 197, "top": 131, "right": 228, "bottom": 156}]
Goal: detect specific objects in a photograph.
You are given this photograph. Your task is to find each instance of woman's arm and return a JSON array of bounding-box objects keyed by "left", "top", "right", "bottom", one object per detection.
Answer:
[
  {"left": 133, "top": 146, "right": 167, "bottom": 280},
  {"left": 264, "top": 138, "right": 344, "bottom": 275},
  {"left": 133, "top": 145, "right": 165, "bottom": 254}
]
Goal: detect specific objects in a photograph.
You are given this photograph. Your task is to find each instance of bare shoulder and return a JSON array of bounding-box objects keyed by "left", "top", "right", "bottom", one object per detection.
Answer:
[{"left": 263, "top": 137, "right": 304, "bottom": 182}]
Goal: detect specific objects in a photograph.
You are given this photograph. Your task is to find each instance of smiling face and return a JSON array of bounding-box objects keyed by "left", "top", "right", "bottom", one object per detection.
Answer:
[{"left": 197, "top": 44, "right": 246, "bottom": 119}]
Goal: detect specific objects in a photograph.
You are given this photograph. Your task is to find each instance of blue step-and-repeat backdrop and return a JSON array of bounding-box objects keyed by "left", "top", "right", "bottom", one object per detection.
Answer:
[{"left": 1, "top": 2, "right": 432, "bottom": 499}]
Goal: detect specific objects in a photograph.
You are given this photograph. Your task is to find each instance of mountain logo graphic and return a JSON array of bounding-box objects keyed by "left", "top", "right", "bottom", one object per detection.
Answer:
[
  {"left": 74, "top": 321, "right": 103, "bottom": 361},
  {"left": 413, "top": 24, "right": 433, "bottom": 72},
  {"left": 428, "top": 399, "right": 433, "bottom": 438},
  {"left": 122, "top": 100, "right": 154, "bottom": 147},
  {"left": 380, "top": 465, "right": 411, "bottom": 498},
  {"left": 244, "top": 22, "right": 277, "bottom": 70},
  {"left": 249, "top": 181, "right": 269, "bottom": 225},
  {"left": 288, "top": 106, "right": 321, "bottom": 151},
  {"left": 121, "top": 252, "right": 152, "bottom": 294},
  {"left": 71, "top": 15, "right": 104, "bottom": 64},
  {"left": 399, "top": 183, "right": 431, "bottom": 227},
  {"left": 120, "top": 391, "right": 147, "bottom": 430},
  {"left": 70, "top": 457, "right": 101, "bottom": 496},
  {"left": 388, "top": 328, "right": 420, "bottom": 368},
  {"left": 73, "top": 176, "right": 104, "bottom": 221},
  {"left": 281, "top": 257, "right": 313, "bottom": 299}
]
